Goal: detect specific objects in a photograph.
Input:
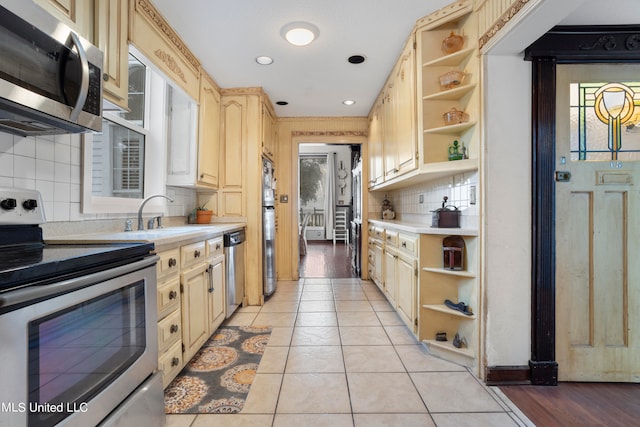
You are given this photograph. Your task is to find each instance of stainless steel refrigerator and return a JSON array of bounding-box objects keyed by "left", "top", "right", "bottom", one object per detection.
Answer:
[{"left": 262, "top": 158, "right": 277, "bottom": 296}]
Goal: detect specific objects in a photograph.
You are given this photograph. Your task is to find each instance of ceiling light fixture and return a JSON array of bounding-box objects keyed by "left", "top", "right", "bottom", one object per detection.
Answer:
[
  {"left": 343, "top": 100, "right": 356, "bottom": 106},
  {"left": 256, "top": 56, "right": 274, "bottom": 65},
  {"left": 276, "top": 101, "right": 289, "bottom": 106},
  {"left": 281, "top": 21, "right": 319, "bottom": 46},
  {"left": 348, "top": 55, "right": 366, "bottom": 64}
]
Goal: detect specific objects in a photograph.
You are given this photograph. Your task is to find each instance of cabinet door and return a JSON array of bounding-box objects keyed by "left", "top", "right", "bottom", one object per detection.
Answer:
[
  {"left": 262, "top": 103, "right": 276, "bottom": 159},
  {"left": 198, "top": 74, "right": 221, "bottom": 187},
  {"left": 396, "top": 255, "right": 417, "bottom": 332},
  {"left": 166, "top": 85, "right": 199, "bottom": 186},
  {"left": 394, "top": 41, "right": 417, "bottom": 176},
  {"left": 95, "top": 0, "right": 128, "bottom": 110},
  {"left": 220, "top": 96, "right": 245, "bottom": 189},
  {"left": 368, "top": 103, "right": 384, "bottom": 187},
  {"left": 207, "top": 257, "right": 225, "bottom": 335},
  {"left": 181, "top": 263, "right": 210, "bottom": 363},
  {"left": 35, "top": 0, "right": 93, "bottom": 40},
  {"left": 384, "top": 250, "right": 397, "bottom": 308},
  {"left": 373, "top": 242, "right": 384, "bottom": 288}
]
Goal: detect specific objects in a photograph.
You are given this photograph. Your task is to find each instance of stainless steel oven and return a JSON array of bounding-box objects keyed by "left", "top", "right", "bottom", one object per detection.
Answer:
[{"left": 0, "top": 188, "right": 164, "bottom": 427}]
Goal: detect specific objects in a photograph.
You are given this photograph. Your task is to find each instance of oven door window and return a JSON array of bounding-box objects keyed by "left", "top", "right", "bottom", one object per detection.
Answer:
[{"left": 28, "top": 281, "right": 146, "bottom": 427}]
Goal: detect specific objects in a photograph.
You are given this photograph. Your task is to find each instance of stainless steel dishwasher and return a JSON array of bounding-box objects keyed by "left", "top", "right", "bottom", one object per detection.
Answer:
[{"left": 224, "top": 229, "right": 245, "bottom": 317}]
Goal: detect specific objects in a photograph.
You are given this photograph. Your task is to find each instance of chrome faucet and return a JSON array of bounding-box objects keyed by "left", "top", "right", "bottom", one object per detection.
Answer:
[{"left": 137, "top": 194, "right": 174, "bottom": 230}]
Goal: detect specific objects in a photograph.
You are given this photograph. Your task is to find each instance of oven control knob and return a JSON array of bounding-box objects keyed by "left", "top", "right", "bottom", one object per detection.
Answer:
[
  {"left": 0, "top": 198, "right": 17, "bottom": 210},
  {"left": 22, "top": 199, "right": 38, "bottom": 210}
]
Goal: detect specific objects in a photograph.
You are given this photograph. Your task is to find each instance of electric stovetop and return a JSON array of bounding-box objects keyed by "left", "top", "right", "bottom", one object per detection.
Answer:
[{"left": 0, "top": 241, "right": 155, "bottom": 291}]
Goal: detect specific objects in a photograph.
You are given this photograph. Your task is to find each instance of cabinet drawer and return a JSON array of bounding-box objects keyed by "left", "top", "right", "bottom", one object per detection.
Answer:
[
  {"left": 181, "top": 241, "right": 206, "bottom": 269},
  {"left": 158, "top": 309, "right": 182, "bottom": 353},
  {"left": 157, "top": 276, "right": 180, "bottom": 319},
  {"left": 159, "top": 340, "right": 183, "bottom": 388},
  {"left": 373, "top": 226, "right": 385, "bottom": 240},
  {"left": 398, "top": 233, "right": 418, "bottom": 256},
  {"left": 385, "top": 229, "right": 399, "bottom": 247},
  {"left": 206, "top": 236, "right": 224, "bottom": 258},
  {"left": 157, "top": 248, "right": 180, "bottom": 279}
]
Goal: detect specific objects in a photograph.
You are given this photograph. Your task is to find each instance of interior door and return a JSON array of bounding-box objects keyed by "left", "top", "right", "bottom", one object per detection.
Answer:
[{"left": 555, "top": 63, "right": 640, "bottom": 382}]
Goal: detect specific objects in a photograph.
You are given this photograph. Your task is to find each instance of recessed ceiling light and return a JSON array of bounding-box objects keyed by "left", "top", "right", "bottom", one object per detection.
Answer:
[
  {"left": 276, "top": 101, "right": 289, "bottom": 106},
  {"left": 343, "top": 100, "right": 356, "bottom": 106},
  {"left": 348, "top": 55, "right": 366, "bottom": 64},
  {"left": 256, "top": 56, "right": 274, "bottom": 65},
  {"left": 281, "top": 22, "right": 319, "bottom": 46}
]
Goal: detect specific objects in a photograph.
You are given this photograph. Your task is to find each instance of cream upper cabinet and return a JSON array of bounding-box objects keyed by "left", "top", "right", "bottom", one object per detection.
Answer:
[
  {"left": 34, "top": 0, "right": 93, "bottom": 40},
  {"left": 218, "top": 95, "right": 246, "bottom": 217},
  {"left": 262, "top": 103, "right": 276, "bottom": 160},
  {"left": 95, "top": 0, "right": 129, "bottom": 110},
  {"left": 371, "top": 35, "right": 418, "bottom": 186},
  {"left": 367, "top": 101, "right": 384, "bottom": 188},
  {"left": 197, "top": 72, "right": 221, "bottom": 188},
  {"left": 393, "top": 39, "right": 418, "bottom": 176}
]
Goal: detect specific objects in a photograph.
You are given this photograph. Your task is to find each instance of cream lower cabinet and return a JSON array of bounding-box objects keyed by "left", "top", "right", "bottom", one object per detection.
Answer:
[
  {"left": 156, "top": 234, "right": 227, "bottom": 388},
  {"left": 156, "top": 248, "right": 182, "bottom": 388},
  {"left": 206, "top": 236, "right": 225, "bottom": 334},
  {"left": 181, "top": 261, "right": 210, "bottom": 364},
  {"left": 395, "top": 234, "right": 419, "bottom": 333}
]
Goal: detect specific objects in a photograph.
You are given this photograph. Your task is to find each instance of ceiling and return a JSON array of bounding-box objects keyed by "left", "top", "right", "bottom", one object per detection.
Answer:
[{"left": 152, "top": 0, "right": 640, "bottom": 118}]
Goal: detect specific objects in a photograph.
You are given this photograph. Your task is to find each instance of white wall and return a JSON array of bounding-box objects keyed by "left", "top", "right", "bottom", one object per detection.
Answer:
[{"left": 482, "top": 54, "right": 532, "bottom": 366}]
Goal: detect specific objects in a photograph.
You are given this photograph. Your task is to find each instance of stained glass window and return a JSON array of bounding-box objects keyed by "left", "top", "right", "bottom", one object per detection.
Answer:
[{"left": 570, "top": 82, "right": 640, "bottom": 161}]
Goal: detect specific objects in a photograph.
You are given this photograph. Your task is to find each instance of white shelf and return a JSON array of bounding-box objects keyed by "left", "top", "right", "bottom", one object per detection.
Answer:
[
  {"left": 423, "top": 339, "right": 474, "bottom": 358},
  {"left": 424, "top": 121, "right": 476, "bottom": 135},
  {"left": 423, "top": 84, "right": 476, "bottom": 101},
  {"left": 423, "top": 47, "right": 475, "bottom": 67},
  {"left": 370, "top": 158, "right": 478, "bottom": 191},
  {"left": 422, "top": 267, "right": 476, "bottom": 278},
  {"left": 423, "top": 304, "right": 476, "bottom": 319}
]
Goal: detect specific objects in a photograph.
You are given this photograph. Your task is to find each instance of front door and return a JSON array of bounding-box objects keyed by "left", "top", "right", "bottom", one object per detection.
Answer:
[{"left": 555, "top": 63, "right": 640, "bottom": 381}]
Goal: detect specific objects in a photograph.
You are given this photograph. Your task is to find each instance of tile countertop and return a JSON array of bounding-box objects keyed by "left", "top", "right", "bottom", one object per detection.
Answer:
[
  {"left": 45, "top": 223, "right": 246, "bottom": 250},
  {"left": 368, "top": 219, "right": 478, "bottom": 236}
]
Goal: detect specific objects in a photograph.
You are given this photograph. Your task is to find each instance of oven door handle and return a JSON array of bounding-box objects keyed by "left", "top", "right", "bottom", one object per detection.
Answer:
[{"left": 0, "top": 256, "right": 159, "bottom": 309}]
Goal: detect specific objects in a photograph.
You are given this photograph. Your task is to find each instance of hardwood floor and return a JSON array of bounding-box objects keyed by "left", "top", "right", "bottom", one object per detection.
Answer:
[
  {"left": 500, "top": 382, "right": 640, "bottom": 427},
  {"left": 299, "top": 240, "right": 357, "bottom": 278}
]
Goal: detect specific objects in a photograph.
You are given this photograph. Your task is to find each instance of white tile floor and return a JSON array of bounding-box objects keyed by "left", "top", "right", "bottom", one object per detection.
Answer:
[{"left": 165, "top": 278, "right": 534, "bottom": 427}]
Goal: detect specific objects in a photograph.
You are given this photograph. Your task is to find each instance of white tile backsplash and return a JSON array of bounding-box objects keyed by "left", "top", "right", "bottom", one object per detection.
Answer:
[
  {"left": 371, "top": 171, "right": 479, "bottom": 224},
  {"left": 1, "top": 132, "right": 197, "bottom": 224}
]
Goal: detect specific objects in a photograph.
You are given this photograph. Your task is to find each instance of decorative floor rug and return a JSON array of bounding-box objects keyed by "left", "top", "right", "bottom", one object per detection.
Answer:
[{"left": 164, "top": 325, "right": 271, "bottom": 414}]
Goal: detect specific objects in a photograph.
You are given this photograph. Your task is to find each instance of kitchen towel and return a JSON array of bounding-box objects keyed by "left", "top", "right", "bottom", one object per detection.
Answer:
[{"left": 164, "top": 325, "right": 271, "bottom": 414}]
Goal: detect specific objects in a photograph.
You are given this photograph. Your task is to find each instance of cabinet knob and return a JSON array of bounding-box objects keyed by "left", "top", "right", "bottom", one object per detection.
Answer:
[
  {"left": 194, "top": 250, "right": 201, "bottom": 258},
  {"left": 171, "top": 357, "right": 180, "bottom": 367},
  {"left": 169, "top": 290, "right": 177, "bottom": 300},
  {"left": 170, "top": 324, "right": 179, "bottom": 333},
  {"left": 402, "top": 242, "right": 407, "bottom": 248},
  {"left": 168, "top": 258, "right": 177, "bottom": 267},
  {"left": 200, "top": 174, "right": 204, "bottom": 179},
  {"left": 216, "top": 244, "right": 221, "bottom": 250}
]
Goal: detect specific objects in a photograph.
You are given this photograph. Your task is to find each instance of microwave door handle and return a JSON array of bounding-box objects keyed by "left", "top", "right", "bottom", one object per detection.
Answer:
[{"left": 65, "top": 31, "right": 89, "bottom": 121}]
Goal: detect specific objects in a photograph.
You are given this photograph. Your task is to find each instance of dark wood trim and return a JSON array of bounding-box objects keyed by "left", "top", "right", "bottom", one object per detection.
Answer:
[
  {"left": 525, "top": 25, "right": 640, "bottom": 62},
  {"left": 524, "top": 25, "right": 639, "bottom": 386},
  {"left": 485, "top": 366, "right": 530, "bottom": 386},
  {"left": 529, "top": 57, "right": 558, "bottom": 386}
]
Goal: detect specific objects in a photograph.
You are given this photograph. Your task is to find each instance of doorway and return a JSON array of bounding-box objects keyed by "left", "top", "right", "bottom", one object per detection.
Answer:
[
  {"left": 526, "top": 25, "right": 640, "bottom": 385},
  {"left": 298, "top": 143, "right": 360, "bottom": 278}
]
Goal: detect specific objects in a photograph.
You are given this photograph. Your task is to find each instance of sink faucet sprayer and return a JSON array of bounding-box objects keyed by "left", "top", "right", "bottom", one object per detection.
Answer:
[{"left": 137, "top": 194, "right": 174, "bottom": 230}]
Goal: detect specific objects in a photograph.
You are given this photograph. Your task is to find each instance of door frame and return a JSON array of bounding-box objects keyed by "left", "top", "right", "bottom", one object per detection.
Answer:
[{"left": 524, "top": 25, "right": 640, "bottom": 385}]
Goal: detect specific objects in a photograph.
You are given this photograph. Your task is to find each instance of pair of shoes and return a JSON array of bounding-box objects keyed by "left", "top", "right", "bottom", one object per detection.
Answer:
[
  {"left": 444, "top": 299, "right": 473, "bottom": 315},
  {"left": 453, "top": 332, "right": 467, "bottom": 348},
  {"left": 435, "top": 332, "right": 447, "bottom": 342}
]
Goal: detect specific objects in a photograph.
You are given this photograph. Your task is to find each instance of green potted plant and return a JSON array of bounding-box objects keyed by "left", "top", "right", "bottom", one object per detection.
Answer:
[{"left": 193, "top": 203, "right": 213, "bottom": 224}]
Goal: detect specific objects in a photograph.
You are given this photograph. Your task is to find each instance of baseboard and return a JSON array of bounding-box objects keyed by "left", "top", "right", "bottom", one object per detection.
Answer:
[{"left": 485, "top": 365, "right": 531, "bottom": 385}]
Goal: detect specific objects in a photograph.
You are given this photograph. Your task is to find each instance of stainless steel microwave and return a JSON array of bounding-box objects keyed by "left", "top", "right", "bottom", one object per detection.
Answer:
[{"left": 0, "top": 1, "right": 103, "bottom": 136}]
